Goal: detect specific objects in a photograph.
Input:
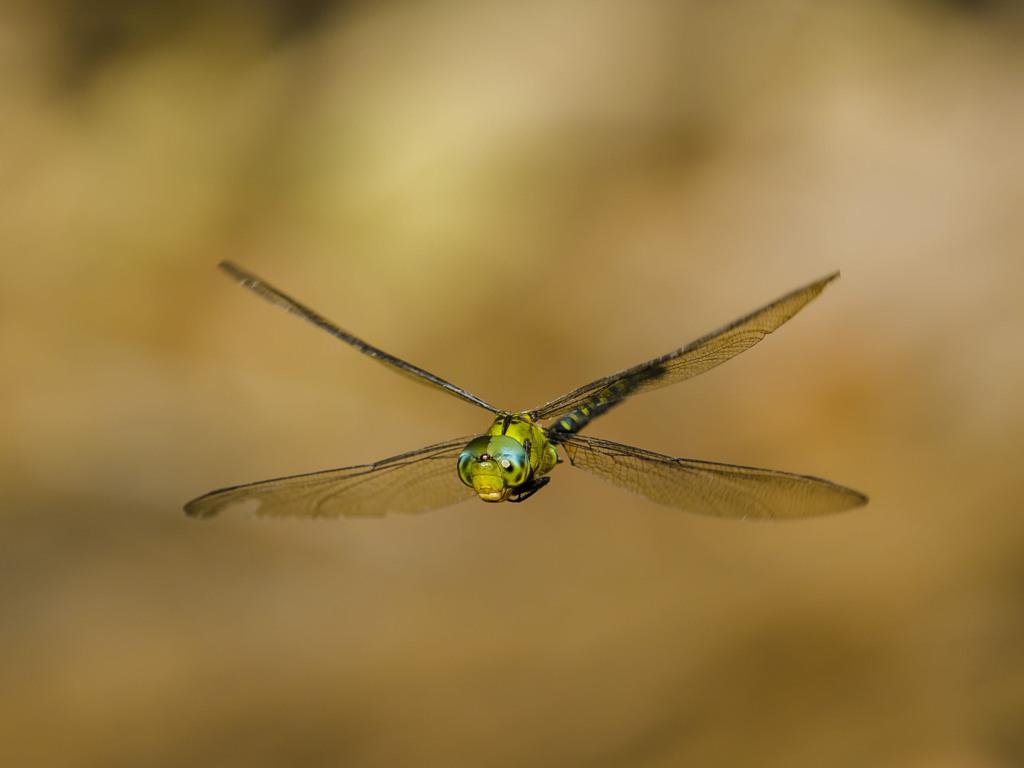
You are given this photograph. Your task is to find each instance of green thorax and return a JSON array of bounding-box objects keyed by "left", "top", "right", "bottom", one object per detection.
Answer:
[{"left": 457, "top": 414, "right": 559, "bottom": 502}]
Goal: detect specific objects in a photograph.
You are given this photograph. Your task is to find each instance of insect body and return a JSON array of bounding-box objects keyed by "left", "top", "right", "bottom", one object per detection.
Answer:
[
  {"left": 457, "top": 413, "right": 558, "bottom": 503},
  {"left": 185, "top": 263, "right": 868, "bottom": 520}
]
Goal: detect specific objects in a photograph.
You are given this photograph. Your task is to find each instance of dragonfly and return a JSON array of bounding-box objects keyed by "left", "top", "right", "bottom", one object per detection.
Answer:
[{"left": 185, "top": 262, "right": 868, "bottom": 520}]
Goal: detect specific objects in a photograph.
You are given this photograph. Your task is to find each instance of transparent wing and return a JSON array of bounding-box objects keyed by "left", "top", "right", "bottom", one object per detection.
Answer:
[
  {"left": 220, "top": 261, "right": 500, "bottom": 414},
  {"left": 184, "top": 436, "right": 478, "bottom": 519},
  {"left": 531, "top": 273, "right": 839, "bottom": 423},
  {"left": 557, "top": 434, "right": 867, "bottom": 519}
]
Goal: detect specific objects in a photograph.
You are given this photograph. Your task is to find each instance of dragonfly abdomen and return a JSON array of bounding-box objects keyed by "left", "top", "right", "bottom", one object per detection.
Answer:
[
  {"left": 547, "top": 363, "right": 670, "bottom": 435},
  {"left": 549, "top": 385, "right": 628, "bottom": 435}
]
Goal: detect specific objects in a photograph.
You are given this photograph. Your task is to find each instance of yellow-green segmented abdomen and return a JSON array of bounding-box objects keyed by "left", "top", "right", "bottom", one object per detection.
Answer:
[{"left": 549, "top": 378, "right": 638, "bottom": 435}]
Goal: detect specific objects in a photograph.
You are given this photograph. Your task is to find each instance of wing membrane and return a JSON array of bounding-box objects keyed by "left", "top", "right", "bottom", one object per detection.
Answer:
[
  {"left": 558, "top": 433, "right": 867, "bottom": 519},
  {"left": 532, "top": 273, "right": 839, "bottom": 422},
  {"left": 185, "top": 436, "right": 477, "bottom": 519},
  {"left": 220, "top": 261, "right": 500, "bottom": 414}
]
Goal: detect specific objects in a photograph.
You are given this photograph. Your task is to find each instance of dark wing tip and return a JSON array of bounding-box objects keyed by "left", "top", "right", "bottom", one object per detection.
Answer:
[
  {"left": 217, "top": 260, "right": 256, "bottom": 286},
  {"left": 183, "top": 495, "right": 218, "bottom": 519},
  {"left": 844, "top": 487, "right": 870, "bottom": 509},
  {"left": 183, "top": 484, "right": 246, "bottom": 519}
]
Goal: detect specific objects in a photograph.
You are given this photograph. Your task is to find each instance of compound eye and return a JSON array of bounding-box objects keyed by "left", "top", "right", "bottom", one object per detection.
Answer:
[
  {"left": 492, "top": 445, "right": 528, "bottom": 486},
  {"left": 458, "top": 435, "right": 530, "bottom": 490},
  {"left": 457, "top": 436, "right": 492, "bottom": 487}
]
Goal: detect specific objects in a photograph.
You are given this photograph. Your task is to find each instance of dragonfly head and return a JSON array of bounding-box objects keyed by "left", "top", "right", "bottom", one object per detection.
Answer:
[{"left": 457, "top": 435, "right": 530, "bottom": 502}]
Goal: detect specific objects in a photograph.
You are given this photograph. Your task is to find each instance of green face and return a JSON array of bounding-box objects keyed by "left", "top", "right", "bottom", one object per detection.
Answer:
[{"left": 457, "top": 435, "right": 530, "bottom": 502}]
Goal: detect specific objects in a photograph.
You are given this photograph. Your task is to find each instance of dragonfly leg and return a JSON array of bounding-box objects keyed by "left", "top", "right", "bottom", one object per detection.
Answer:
[{"left": 508, "top": 476, "right": 551, "bottom": 503}]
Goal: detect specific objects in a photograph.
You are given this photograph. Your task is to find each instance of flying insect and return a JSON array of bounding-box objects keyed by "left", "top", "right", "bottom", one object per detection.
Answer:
[{"left": 185, "top": 263, "right": 867, "bottom": 520}]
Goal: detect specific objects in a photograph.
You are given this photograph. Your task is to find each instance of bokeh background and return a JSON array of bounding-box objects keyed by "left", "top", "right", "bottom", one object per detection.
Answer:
[{"left": 3, "top": 0, "right": 1023, "bottom": 765}]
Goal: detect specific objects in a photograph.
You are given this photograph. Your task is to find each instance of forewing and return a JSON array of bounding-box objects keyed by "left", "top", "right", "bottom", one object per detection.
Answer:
[
  {"left": 532, "top": 273, "right": 839, "bottom": 422},
  {"left": 220, "top": 262, "right": 500, "bottom": 414},
  {"left": 558, "top": 434, "right": 867, "bottom": 519},
  {"left": 184, "top": 436, "right": 478, "bottom": 519}
]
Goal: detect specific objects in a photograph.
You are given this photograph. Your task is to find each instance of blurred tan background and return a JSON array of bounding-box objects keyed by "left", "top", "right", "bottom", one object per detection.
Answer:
[{"left": 2, "top": 0, "right": 1023, "bottom": 765}]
